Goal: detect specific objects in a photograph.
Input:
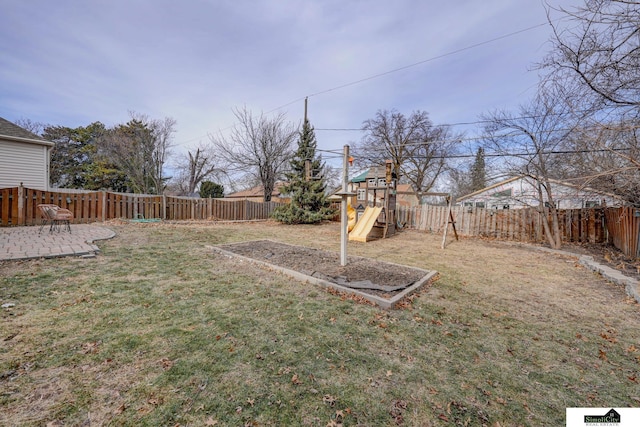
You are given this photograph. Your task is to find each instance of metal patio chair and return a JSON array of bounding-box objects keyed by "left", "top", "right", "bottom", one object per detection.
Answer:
[{"left": 38, "top": 204, "right": 73, "bottom": 233}]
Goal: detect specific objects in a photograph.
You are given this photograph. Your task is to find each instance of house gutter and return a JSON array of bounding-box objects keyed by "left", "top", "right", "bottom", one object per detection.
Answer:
[{"left": 1, "top": 134, "right": 55, "bottom": 147}]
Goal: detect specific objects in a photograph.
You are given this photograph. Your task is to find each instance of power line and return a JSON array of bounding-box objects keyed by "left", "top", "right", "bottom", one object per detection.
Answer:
[
  {"left": 360, "top": 147, "right": 633, "bottom": 161},
  {"left": 178, "top": 20, "right": 555, "bottom": 146},
  {"left": 319, "top": 122, "right": 640, "bottom": 152},
  {"left": 302, "top": 23, "right": 550, "bottom": 100},
  {"left": 315, "top": 105, "right": 636, "bottom": 132}
]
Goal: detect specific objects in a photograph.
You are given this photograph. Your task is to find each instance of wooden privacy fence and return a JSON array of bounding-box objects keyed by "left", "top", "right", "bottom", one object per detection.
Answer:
[
  {"left": 0, "top": 186, "right": 286, "bottom": 226},
  {"left": 3, "top": 186, "right": 639, "bottom": 258},
  {"left": 398, "top": 204, "right": 640, "bottom": 258},
  {"left": 604, "top": 207, "right": 640, "bottom": 258}
]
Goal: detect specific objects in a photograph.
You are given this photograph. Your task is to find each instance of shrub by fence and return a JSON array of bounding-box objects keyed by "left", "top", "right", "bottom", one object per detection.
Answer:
[{"left": 0, "top": 186, "right": 285, "bottom": 226}]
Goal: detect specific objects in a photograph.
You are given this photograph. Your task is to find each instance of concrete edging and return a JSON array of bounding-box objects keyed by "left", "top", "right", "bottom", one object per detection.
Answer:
[{"left": 578, "top": 255, "right": 640, "bottom": 303}]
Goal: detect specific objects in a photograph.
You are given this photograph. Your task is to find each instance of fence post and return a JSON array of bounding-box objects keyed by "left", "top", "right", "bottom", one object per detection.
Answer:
[
  {"left": 162, "top": 195, "right": 167, "bottom": 220},
  {"left": 17, "top": 183, "right": 25, "bottom": 225},
  {"left": 101, "top": 191, "right": 106, "bottom": 222}
]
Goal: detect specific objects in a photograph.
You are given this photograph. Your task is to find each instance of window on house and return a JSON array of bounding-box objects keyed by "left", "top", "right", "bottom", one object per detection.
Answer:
[
  {"left": 585, "top": 200, "right": 600, "bottom": 208},
  {"left": 378, "top": 178, "right": 386, "bottom": 188},
  {"left": 357, "top": 188, "right": 366, "bottom": 201},
  {"left": 475, "top": 202, "right": 485, "bottom": 208},
  {"left": 367, "top": 178, "right": 376, "bottom": 187},
  {"left": 502, "top": 204, "right": 510, "bottom": 210},
  {"left": 490, "top": 188, "right": 513, "bottom": 198}
]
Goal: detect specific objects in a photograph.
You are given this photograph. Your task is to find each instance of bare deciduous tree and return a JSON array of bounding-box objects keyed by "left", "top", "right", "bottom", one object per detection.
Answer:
[
  {"left": 99, "top": 112, "right": 175, "bottom": 194},
  {"left": 210, "top": 107, "right": 297, "bottom": 202},
  {"left": 563, "top": 113, "right": 640, "bottom": 206},
  {"left": 482, "top": 84, "right": 577, "bottom": 249},
  {"left": 14, "top": 118, "right": 46, "bottom": 136},
  {"left": 543, "top": 0, "right": 640, "bottom": 109},
  {"left": 403, "top": 125, "right": 460, "bottom": 194},
  {"left": 353, "top": 109, "right": 457, "bottom": 194},
  {"left": 148, "top": 115, "right": 176, "bottom": 194},
  {"left": 172, "top": 143, "right": 219, "bottom": 196}
]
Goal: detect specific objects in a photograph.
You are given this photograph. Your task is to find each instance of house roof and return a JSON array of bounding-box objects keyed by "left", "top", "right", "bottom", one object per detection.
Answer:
[
  {"left": 396, "top": 183, "right": 413, "bottom": 193},
  {"left": 0, "top": 117, "right": 53, "bottom": 146},
  {"left": 350, "top": 166, "right": 387, "bottom": 183},
  {"left": 456, "top": 176, "right": 522, "bottom": 201},
  {"left": 457, "top": 175, "right": 622, "bottom": 202},
  {"left": 226, "top": 182, "right": 286, "bottom": 199}
]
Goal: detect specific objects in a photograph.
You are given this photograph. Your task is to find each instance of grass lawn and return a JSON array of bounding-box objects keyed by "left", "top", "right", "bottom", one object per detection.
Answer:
[{"left": 1, "top": 221, "right": 639, "bottom": 426}]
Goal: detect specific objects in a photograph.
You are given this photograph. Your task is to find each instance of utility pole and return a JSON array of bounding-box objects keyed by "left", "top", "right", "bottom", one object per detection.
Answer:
[{"left": 304, "top": 97, "right": 308, "bottom": 123}]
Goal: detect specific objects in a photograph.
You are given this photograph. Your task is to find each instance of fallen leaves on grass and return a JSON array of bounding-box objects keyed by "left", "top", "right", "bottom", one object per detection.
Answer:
[
  {"left": 158, "top": 357, "right": 174, "bottom": 370},
  {"left": 326, "top": 288, "right": 375, "bottom": 307},
  {"left": 114, "top": 402, "right": 127, "bottom": 415},
  {"left": 389, "top": 400, "right": 407, "bottom": 425},
  {"left": 323, "top": 394, "right": 337, "bottom": 407},
  {"left": 598, "top": 348, "right": 608, "bottom": 361},
  {"left": 600, "top": 332, "right": 618, "bottom": 343},
  {"left": 326, "top": 409, "right": 345, "bottom": 427},
  {"left": 81, "top": 341, "right": 101, "bottom": 354}
]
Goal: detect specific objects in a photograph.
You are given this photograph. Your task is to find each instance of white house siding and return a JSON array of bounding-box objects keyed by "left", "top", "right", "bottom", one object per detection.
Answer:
[
  {"left": 0, "top": 139, "right": 50, "bottom": 190},
  {"left": 458, "top": 177, "right": 620, "bottom": 210}
]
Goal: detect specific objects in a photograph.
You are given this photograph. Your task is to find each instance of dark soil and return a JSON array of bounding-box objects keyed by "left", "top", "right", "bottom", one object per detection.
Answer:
[{"left": 216, "top": 240, "right": 430, "bottom": 298}]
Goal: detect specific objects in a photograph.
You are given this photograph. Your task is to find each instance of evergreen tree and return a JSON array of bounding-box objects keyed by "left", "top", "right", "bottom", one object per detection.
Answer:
[
  {"left": 272, "top": 119, "right": 336, "bottom": 224},
  {"left": 469, "top": 147, "right": 487, "bottom": 192},
  {"left": 199, "top": 181, "right": 224, "bottom": 198},
  {"left": 45, "top": 122, "right": 131, "bottom": 191}
]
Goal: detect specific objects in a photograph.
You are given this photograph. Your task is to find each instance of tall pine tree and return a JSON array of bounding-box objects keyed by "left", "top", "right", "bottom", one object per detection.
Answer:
[
  {"left": 469, "top": 147, "right": 487, "bottom": 192},
  {"left": 272, "top": 119, "right": 335, "bottom": 224}
]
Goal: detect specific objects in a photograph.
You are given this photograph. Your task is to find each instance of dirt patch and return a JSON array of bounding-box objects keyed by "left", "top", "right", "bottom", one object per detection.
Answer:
[{"left": 215, "top": 240, "right": 431, "bottom": 298}]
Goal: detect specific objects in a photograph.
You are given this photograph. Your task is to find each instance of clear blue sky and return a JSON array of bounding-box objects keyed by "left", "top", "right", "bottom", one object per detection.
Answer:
[{"left": 0, "top": 0, "right": 582, "bottom": 167}]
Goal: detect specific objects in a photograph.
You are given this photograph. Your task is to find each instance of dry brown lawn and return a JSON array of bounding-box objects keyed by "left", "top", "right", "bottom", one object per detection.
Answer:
[{"left": 1, "top": 220, "right": 638, "bottom": 426}]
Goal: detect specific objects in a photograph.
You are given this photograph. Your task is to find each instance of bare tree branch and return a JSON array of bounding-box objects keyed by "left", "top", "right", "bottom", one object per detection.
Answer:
[{"left": 209, "top": 107, "right": 296, "bottom": 201}]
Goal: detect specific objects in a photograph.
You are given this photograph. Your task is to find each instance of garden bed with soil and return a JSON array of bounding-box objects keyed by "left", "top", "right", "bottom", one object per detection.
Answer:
[{"left": 212, "top": 239, "right": 438, "bottom": 308}]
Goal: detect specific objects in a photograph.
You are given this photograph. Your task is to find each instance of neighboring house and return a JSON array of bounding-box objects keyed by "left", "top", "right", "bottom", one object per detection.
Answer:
[
  {"left": 224, "top": 182, "right": 288, "bottom": 202},
  {"left": 0, "top": 117, "right": 54, "bottom": 190},
  {"left": 395, "top": 183, "right": 420, "bottom": 208},
  {"left": 457, "top": 175, "right": 622, "bottom": 210}
]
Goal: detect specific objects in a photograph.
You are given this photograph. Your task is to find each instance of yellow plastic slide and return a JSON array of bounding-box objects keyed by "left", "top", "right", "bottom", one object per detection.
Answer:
[
  {"left": 349, "top": 206, "right": 382, "bottom": 242},
  {"left": 347, "top": 205, "right": 356, "bottom": 231}
]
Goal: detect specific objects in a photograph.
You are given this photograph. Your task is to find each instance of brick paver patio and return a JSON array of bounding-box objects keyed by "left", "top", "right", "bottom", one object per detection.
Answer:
[{"left": 0, "top": 224, "right": 116, "bottom": 261}]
